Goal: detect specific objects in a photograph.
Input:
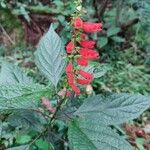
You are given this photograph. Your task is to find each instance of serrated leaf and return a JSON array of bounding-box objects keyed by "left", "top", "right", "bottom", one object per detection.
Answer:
[
  {"left": 111, "top": 36, "right": 125, "bottom": 43},
  {"left": 8, "top": 110, "right": 46, "bottom": 132},
  {"left": 35, "top": 24, "right": 66, "bottom": 87},
  {"left": 0, "top": 63, "right": 33, "bottom": 85},
  {"left": 0, "top": 84, "right": 51, "bottom": 113},
  {"left": 97, "top": 37, "right": 108, "bottom": 48},
  {"left": 68, "top": 118, "right": 133, "bottom": 150},
  {"left": 107, "top": 27, "right": 121, "bottom": 37},
  {"left": 74, "top": 93, "right": 150, "bottom": 125}
]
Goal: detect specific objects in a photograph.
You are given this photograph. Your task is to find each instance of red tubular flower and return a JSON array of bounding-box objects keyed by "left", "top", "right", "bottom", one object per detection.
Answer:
[
  {"left": 81, "top": 33, "right": 86, "bottom": 41},
  {"left": 83, "top": 22, "right": 102, "bottom": 33},
  {"left": 77, "top": 78, "right": 92, "bottom": 85},
  {"left": 66, "top": 91, "right": 71, "bottom": 97},
  {"left": 66, "top": 62, "right": 73, "bottom": 75},
  {"left": 79, "top": 48, "right": 100, "bottom": 59},
  {"left": 80, "top": 40, "right": 96, "bottom": 49},
  {"left": 74, "top": 17, "right": 83, "bottom": 29},
  {"left": 78, "top": 70, "right": 94, "bottom": 80},
  {"left": 68, "top": 74, "right": 75, "bottom": 85},
  {"left": 71, "top": 85, "right": 80, "bottom": 95},
  {"left": 77, "top": 57, "right": 88, "bottom": 66},
  {"left": 66, "top": 41, "right": 74, "bottom": 53}
]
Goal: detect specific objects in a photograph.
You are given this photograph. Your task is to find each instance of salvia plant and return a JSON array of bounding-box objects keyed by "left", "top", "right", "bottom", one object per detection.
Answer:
[{"left": 0, "top": 0, "right": 150, "bottom": 150}]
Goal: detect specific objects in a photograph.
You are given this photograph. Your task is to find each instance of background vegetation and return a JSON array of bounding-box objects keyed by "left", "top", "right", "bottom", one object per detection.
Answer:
[{"left": 0, "top": 0, "right": 150, "bottom": 149}]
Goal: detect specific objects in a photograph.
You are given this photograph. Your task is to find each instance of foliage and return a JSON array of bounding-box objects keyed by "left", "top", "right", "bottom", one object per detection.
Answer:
[
  {"left": 0, "top": 23, "right": 149, "bottom": 150},
  {"left": 0, "top": 0, "right": 150, "bottom": 150},
  {"left": 35, "top": 25, "right": 66, "bottom": 87}
]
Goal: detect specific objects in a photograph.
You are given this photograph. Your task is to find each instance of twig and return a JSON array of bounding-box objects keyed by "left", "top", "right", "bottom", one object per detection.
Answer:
[
  {"left": 24, "top": 95, "right": 67, "bottom": 150},
  {"left": 50, "top": 96, "right": 67, "bottom": 124},
  {"left": 0, "top": 23, "right": 15, "bottom": 45}
]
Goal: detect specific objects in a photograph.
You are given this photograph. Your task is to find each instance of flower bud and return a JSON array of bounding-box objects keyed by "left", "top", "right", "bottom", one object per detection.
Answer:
[
  {"left": 74, "top": 17, "right": 83, "bottom": 29},
  {"left": 66, "top": 41, "right": 74, "bottom": 53}
]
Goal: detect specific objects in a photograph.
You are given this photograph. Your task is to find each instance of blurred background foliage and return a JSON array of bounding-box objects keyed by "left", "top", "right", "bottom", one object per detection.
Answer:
[{"left": 0, "top": 0, "right": 150, "bottom": 149}]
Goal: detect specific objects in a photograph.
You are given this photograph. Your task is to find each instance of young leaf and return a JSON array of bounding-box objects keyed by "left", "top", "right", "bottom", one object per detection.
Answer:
[
  {"left": 68, "top": 118, "right": 133, "bottom": 150},
  {"left": 0, "top": 63, "right": 33, "bottom": 85},
  {"left": 107, "top": 27, "right": 121, "bottom": 37},
  {"left": 74, "top": 93, "right": 150, "bottom": 125},
  {"left": 35, "top": 24, "right": 66, "bottom": 87}
]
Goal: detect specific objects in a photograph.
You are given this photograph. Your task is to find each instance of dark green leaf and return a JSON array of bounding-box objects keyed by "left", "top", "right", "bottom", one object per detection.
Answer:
[
  {"left": 35, "top": 24, "right": 66, "bottom": 87},
  {"left": 68, "top": 118, "right": 133, "bottom": 150},
  {"left": 97, "top": 37, "right": 108, "bottom": 48},
  {"left": 35, "top": 139, "right": 54, "bottom": 150},
  {"left": 8, "top": 110, "right": 46, "bottom": 132},
  {"left": 74, "top": 93, "right": 150, "bottom": 125},
  {"left": 111, "top": 36, "right": 125, "bottom": 43},
  {"left": 107, "top": 27, "right": 121, "bottom": 37}
]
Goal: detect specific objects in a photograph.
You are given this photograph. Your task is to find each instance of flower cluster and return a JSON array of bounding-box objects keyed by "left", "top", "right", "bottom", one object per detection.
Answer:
[{"left": 65, "top": 17, "right": 102, "bottom": 95}]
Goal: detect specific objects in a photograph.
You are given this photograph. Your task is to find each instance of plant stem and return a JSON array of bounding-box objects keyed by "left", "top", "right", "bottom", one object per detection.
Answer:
[
  {"left": 0, "top": 23, "right": 15, "bottom": 45},
  {"left": 24, "top": 95, "right": 67, "bottom": 150},
  {"left": 50, "top": 96, "right": 67, "bottom": 124}
]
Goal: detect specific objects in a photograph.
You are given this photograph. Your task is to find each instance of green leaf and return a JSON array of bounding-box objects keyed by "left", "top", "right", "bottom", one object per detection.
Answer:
[
  {"left": 0, "top": 84, "right": 51, "bottom": 113},
  {"left": 136, "top": 138, "right": 145, "bottom": 150},
  {"left": 35, "top": 24, "right": 66, "bottom": 87},
  {"left": 7, "top": 145, "right": 29, "bottom": 150},
  {"left": 35, "top": 139, "right": 54, "bottom": 150},
  {"left": 107, "top": 27, "right": 121, "bottom": 37},
  {"left": 0, "top": 63, "right": 33, "bottom": 85},
  {"left": 83, "top": 63, "right": 110, "bottom": 78},
  {"left": 74, "top": 93, "right": 150, "bottom": 125},
  {"left": 8, "top": 110, "right": 46, "bottom": 132},
  {"left": 16, "top": 135, "right": 31, "bottom": 144},
  {"left": 97, "top": 37, "right": 108, "bottom": 48},
  {"left": 68, "top": 118, "right": 133, "bottom": 150},
  {"left": 111, "top": 36, "right": 125, "bottom": 43}
]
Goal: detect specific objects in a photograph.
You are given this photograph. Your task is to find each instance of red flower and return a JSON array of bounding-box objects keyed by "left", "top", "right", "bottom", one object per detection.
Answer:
[
  {"left": 78, "top": 70, "right": 94, "bottom": 80},
  {"left": 68, "top": 74, "right": 75, "bottom": 85},
  {"left": 77, "top": 78, "right": 92, "bottom": 85},
  {"left": 66, "top": 91, "right": 71, "bottom": 97},
  {"left": 79, "top": 48, "right": 100, "bottom": 59},
  {"left": 74, "top": 17, "right": 83, "bottom": 29},
  {"left": 71, "top": 85, "right": 80, "bottom": 95},
  {"left": 66, "top": 62, "right": 73, "bottom": 75},
  {"left": 81, "top": 33, "right": 86, "bottom": 41},
  {"left": 77, "top": 57, "right": 88, "bottom": 66},
  {"left": 83, "top": 22, "right": 102, "bottom": 33},
  {"left": 66, "top": 41, "right": 74, "bottom": 53},
  {"left": 80, "top": 40, "right": 96, "bottom": 49}
]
